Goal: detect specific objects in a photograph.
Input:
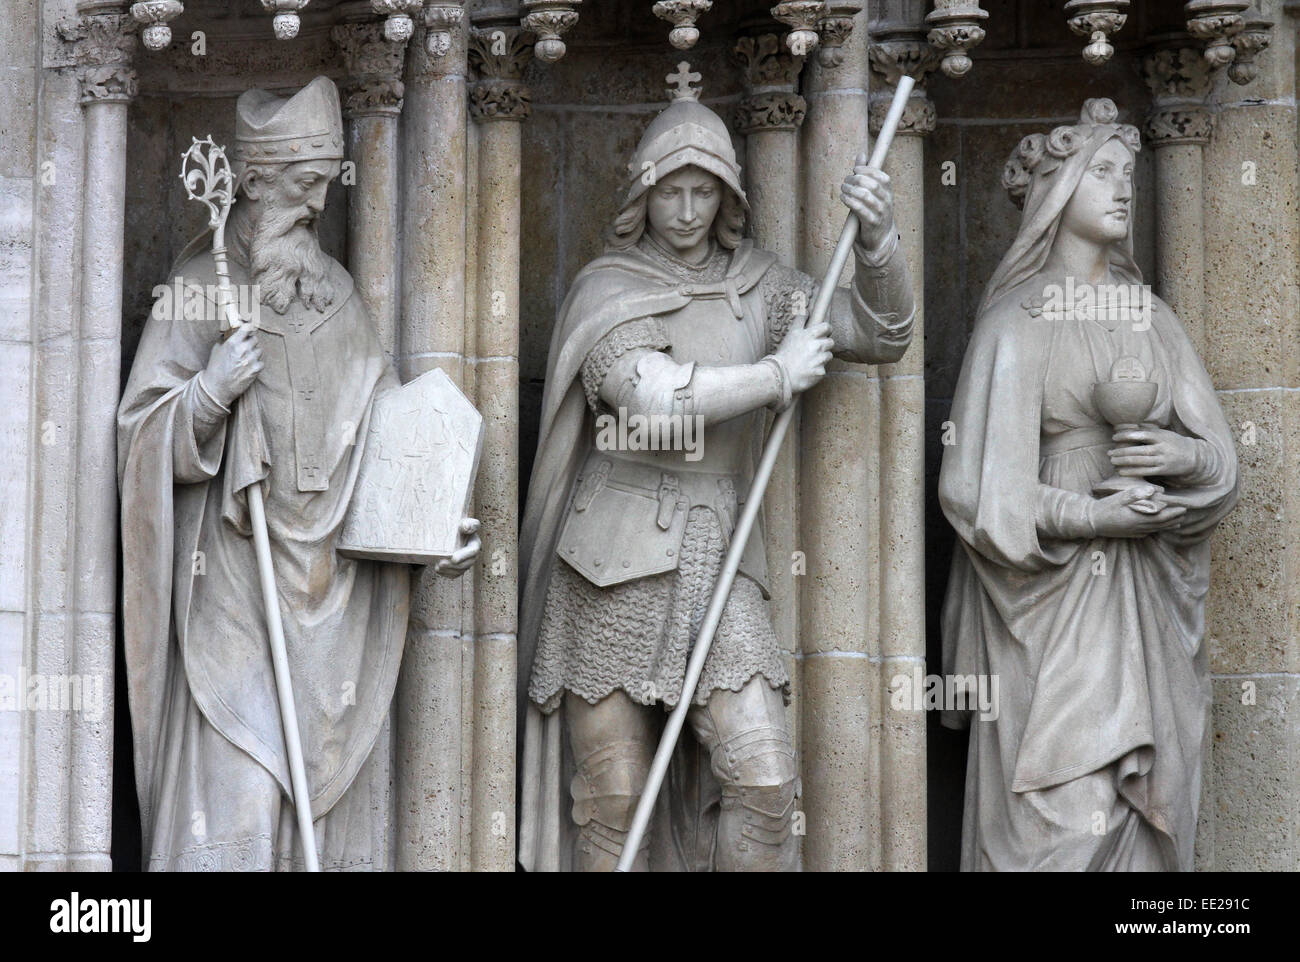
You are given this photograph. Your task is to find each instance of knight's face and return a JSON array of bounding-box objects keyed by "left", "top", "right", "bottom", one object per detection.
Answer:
[
  {"left": 646, "top": 166, "right": 723, "bottom": 259},
  {"left": 1060, "top": 137, "right": 1133, "bottom": 246}
]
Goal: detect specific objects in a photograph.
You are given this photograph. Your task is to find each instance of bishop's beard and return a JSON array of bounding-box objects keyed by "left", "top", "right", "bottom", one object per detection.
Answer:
[{"left": 247, "top": 202, "right": 336, "bottom": 315}]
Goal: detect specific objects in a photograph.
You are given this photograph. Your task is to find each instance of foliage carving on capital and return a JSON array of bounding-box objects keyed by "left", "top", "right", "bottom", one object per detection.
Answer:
[
  {"left": 333, "top": 21, "right": 408, "bottom": 118},
  {"left": 58, "top": 13, "right": 139, "bottom": 103},
  {"left": 816, "top": 1, "right": 860, "bottom": 68},
  {"left": 735, "top": 91, "right": 806, "bottom": 132},
  {"left": 1141, "top": 46, "right": 1215, "bottom": 102},
  {"left": 868, "top": 93, "right": 935, "bottom": 136},
  {"left": 1144, "top": 107, "right": 1214, "bottom": 146},
  {"left": 468, "top": 26, "right": 533, "bottom": 122},
  {"left": 732, "top": 33, "right": 802, "bottom": 90}
]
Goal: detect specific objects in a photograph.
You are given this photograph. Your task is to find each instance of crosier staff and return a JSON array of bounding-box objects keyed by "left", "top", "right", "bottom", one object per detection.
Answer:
[
  {"left": 615, "top": 75, "right": 918, "bottom": 872},
  {"left": 180, "top": 136, "right": 321, "bottom": 873}
]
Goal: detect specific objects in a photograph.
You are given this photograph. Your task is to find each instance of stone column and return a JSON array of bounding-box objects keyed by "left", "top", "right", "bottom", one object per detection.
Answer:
[
  {"left": 1141, "top": 44, "right": 1215, "bottom": 354},
  {"left": 396, "top": 0, "right": 469, "bottom": 871},
  {"left": 466, "top": 22, "right": 531, "bottom": 873},
  {"left": 334, "top": 17, "right": 408, "bottom": 362},
  {"left": 867, "top": 26, "right": 938, "bottom": 873},
  {"left": 25, "top": 4, "right": 136, "bottom": 870},
  {"left": 796, "top": 3, "right": 879, "bottom": 872},
  {"left": 732, "top": 28, "right": 806, "bottom": 773},
  {"left": 1198, "top": 0, "right": 1299, "bottom": 871}
]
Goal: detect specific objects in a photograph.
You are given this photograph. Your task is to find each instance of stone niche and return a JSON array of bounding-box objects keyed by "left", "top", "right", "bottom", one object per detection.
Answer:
[{"left": 3, "top": 0, "right": 1292, "bottom": 872}]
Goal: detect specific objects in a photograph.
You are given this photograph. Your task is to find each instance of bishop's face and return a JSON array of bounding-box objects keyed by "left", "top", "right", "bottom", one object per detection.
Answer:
[
  {"left": 1060, "top": 137, "right": 1133, "bottom": 247},
  {"left": 646, "top": 166, "right": 724, "bottom": 264},
  {"left": 241, "top": 158, "right": 342, "bottom": 314}
]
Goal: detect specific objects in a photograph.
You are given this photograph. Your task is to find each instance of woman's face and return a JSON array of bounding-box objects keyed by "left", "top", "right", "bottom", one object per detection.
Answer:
[
  {"left": 1059, "top": 137, "right": 1133, "bottom": 246},
  {"left": 645, "top": 166, "right": 723, "bottom": 261}
]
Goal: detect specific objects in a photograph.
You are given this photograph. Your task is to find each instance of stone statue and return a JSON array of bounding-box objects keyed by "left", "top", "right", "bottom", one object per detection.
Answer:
[
  {"left": 117, "top": 77, "right": 480, "bottom": 871},
  {"left": 518, "top": 65, "right": 916, "bottom": 872},
  {"left": 938, "top": 99, "right": 1239, "bottom": 871}
]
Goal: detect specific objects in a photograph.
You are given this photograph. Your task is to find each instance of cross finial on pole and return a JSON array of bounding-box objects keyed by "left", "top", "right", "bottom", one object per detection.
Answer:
[{"left": 666, "top": 61, "right": 702, "bottom": 101}]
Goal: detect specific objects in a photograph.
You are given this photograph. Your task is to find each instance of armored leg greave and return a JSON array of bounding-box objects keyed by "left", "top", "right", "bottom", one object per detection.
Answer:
[{"left": 690, "top": 679, "right": 799, "bottom": 872}]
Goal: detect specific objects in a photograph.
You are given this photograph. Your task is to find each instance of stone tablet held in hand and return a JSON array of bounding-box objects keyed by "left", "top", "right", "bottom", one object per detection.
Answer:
[{"left": 339, "top": 368, "right": 483, "bottom": 565}]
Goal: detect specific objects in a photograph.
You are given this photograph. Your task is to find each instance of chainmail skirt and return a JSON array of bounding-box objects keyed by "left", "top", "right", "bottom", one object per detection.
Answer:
[{"left": 529, "top": 506, "right": 789, "bottom": 713}]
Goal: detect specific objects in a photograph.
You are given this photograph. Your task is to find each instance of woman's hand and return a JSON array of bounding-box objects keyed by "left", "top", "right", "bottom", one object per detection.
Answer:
[
  {"left": 1108, "top": 426, "right": 1199, "bottom": 479},
  {"left": 1090, "top": 485, "right": 1187, "bottom": 538},
  {"left": 840, "top": 152, "right": 895, "bottom": 252},
  {"left": 435, "top": 518, "right": 481, "bottom": 578}
]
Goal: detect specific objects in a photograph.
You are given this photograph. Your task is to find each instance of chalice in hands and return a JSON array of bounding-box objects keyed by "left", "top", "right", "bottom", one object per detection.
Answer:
[{"left": 1092, "top": 356, "right": 1165, "bottom": 515}]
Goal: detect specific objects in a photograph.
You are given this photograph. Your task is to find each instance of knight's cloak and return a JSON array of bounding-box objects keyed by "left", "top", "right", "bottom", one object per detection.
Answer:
[{"left": 518, "top": 239, "right": 780, "bottom": 871}]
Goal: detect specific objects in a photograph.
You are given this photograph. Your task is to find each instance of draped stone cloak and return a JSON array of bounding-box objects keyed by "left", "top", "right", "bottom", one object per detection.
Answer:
[
  {"left": 518, "top": 240, "right": 782, "bottom": 872},
  {"left": 938, "top": 126, "right": 1239, "bottom": 868},
  {"left": 118, "top": 234, "right": 409, "bottom": 863}
]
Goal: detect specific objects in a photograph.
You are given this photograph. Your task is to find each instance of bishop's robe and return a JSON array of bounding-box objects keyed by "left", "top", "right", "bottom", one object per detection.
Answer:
[{"left": 118, "top": 237, "right": 409, "bottom": 871}]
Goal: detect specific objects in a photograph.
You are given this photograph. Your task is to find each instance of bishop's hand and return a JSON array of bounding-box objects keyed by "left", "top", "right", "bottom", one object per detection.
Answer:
[
  {"left": 435, "top": 517, "right": 482, "bottom": 578},
  {"left": 840, "top": 152, "right": 896, "bottom": 253},
  {"left": 201, "top": 325, "right": 264, "bottom": 408}
]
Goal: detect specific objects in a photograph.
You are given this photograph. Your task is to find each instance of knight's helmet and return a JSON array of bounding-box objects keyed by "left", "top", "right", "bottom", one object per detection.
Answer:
[{"left": 622, "top": 62, "right": 749, "bottom": 213}]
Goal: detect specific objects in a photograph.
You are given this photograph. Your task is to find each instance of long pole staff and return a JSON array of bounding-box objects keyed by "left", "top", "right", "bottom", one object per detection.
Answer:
[
  {"left": 615, "top": 76, "right": 917, "bottom": 871},
  {"left": 181, "top": 137, "right": 321, "bottom": 872}
]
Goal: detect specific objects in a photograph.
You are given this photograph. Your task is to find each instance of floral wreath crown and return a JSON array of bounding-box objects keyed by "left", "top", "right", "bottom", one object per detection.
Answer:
[{"left": 1002, "top": 98, "right": 1141, "bottom": 209}]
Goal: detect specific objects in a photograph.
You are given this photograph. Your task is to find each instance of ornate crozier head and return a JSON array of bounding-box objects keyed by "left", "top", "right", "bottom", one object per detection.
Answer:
[
  {"left": 231, "top": 76, "right": 345, "bottom": 314},
  {"left": 981, "top": 98, "right": 1144, "bottom": 313},
  {"left": 608, "top": 63, "right": 747, "bottom": 254}
]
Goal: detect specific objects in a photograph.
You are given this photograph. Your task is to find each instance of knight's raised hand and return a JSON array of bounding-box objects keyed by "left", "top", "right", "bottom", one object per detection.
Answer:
[
  {"left": 774, "top": 319, "right": 835, "bottom": 395},
  {"left": 200, "top": 324, "right": 264, "bottom": 408},
  {"left": 840, "top": 151, "right": 895, "bottom": 252}
]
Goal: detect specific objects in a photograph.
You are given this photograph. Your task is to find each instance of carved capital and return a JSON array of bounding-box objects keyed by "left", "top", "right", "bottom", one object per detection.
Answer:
[
  {"left": 1144, "top": 107, "right": 1215, "bottom": 145},
  {"left": 771, "top": 1, "right": 823, "bottom": 58},
  {"left": 130, "top": 0, "right": 183, "bottom": 52},
  {"left": 733, "top": 33, "right": 802, "bottom": 91},
  {"left": 521, "top": 0, "right": 581, "bottom": 63},
  {"left": 1228, "top": 14, "right": 1273, "bottom": 85},
  {"left": 816, "top": 3, "right": 861, "bottom": 68},
  {"left": 868, "top": 31, "right": 942, "bottom": 88},
  {"left": 869, "top": 93, "right": 935, "bottom": 136},
  {"left": 58, "top": 13, "right": 138, "bottom": 104},
  {"left": 925, "top": 1, "right": 988, "bottom": 79},
  {"left": 469, "top": 25, "right": 533, "bottom": 81},
  {"left": 469, "top": 26, "right": 532, "bottom": 122},
  {"left": 1184, "top": 1, "right": 1249, "bottom": 68},
  {"left": 1141, "top": 45, "right": 1215, "bottom": 101},
  {"left": 468, "top": 78, "right": 532, "bottom": 122},
  {"left": 1064, "top": 1, "right": 1129, "bottom": 66},
  {"left": 735, "top": 91, "right": 806, "bottom": 132},
  {"left": 653, "top": 0, "right": 711, "bottom": 51},
  {"left": 334, "top": 21, "right": 408, "bottom": 118}
]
